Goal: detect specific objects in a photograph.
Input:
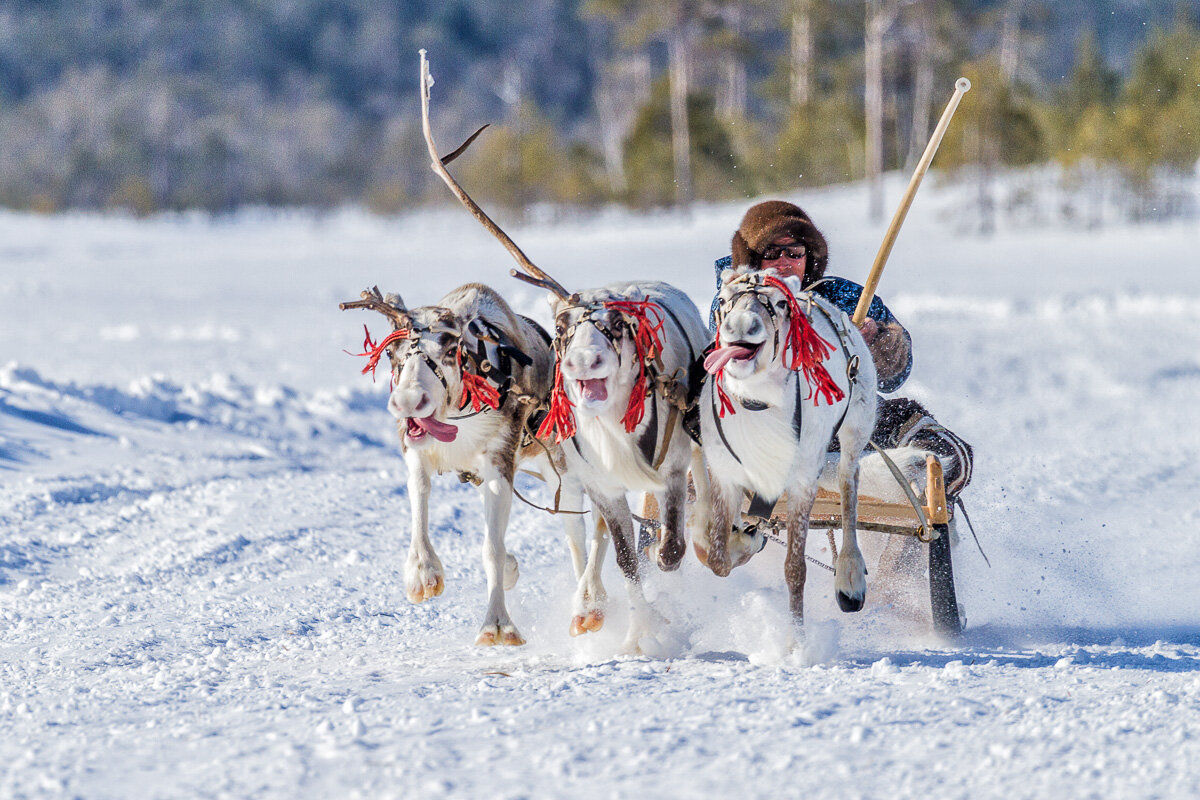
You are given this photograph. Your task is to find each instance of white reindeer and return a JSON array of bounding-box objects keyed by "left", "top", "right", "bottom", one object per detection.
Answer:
[
  {"left": 535, "top": 282, "right": 712, "bottom": 650},
  {"left": 340, "top": 284, "right": 590, "bottom": 646},
  {"left": 698, "top": 268, "right": 877, "bottom": 625}
]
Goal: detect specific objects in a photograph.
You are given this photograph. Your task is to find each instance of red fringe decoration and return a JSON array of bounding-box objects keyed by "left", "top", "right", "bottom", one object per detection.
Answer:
[
  {"left": 602, "top": 300, "right": 665, "bottom": 433},
  {"left": 712, "top": 278, "right": 845, "bottom": 414},
  {"left": 456, "top": 349, "right": 501, "bottom": 412},
  {"left": 762, "top": 276, "right": 845, "bottom": 406},
  {"left": 712, "top": 333, "right": 738, "bottom": 418},
  {"left": 347, "top": 324, "right": 410, "bottom": 382},
  {"left": 537, "top": 366, "right": 577, "bottom": 443}
]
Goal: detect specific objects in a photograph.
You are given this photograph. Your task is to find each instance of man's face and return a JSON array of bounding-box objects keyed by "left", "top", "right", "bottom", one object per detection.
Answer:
[{"left": 759, "top": 235, "right": 808, "bottom": 281}]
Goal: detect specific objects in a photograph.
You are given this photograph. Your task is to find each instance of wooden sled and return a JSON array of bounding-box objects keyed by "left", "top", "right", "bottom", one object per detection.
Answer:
[{"left": 643, "top": 453, "right": 964, "bottom": 637}]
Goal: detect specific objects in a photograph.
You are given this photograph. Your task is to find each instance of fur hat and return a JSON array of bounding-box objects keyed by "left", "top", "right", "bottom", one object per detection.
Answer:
[{"left": 731, "top": 200, "right": 828, "bottom": 284}]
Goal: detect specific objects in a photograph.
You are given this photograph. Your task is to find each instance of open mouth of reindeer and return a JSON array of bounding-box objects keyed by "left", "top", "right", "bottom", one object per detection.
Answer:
[
  {"left": 404, "top": 414, "right": 459, "bottom": 443},
  {"left": 574, "top": 377, "right": 610, "bottom": 404},
  {"left": 704, "top": 340, "right": 763, "bottom": 374}
]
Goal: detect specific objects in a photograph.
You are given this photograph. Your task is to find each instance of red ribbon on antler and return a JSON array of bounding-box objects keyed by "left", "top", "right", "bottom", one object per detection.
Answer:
[
  {"left": 457, "top": 349, "right": 501, "bottom": 412},
  {"left": 348, "top": 324, "right": 410, "bottom": 381}
]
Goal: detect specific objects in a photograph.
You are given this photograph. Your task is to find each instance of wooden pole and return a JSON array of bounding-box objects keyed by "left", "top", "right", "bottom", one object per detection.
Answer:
[{"left": 852, "top": 77, "right": 971, "bottom": 326}]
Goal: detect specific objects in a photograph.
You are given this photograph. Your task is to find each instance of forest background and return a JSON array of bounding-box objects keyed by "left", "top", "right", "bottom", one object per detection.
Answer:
[{"left": 0, "top": 0, "right": 1196, "bottom": 226}]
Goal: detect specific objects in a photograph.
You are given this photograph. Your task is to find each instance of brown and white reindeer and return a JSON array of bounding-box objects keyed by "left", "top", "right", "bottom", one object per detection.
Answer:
[
  {"left": 699, "top": 267, "right": 877, "bottom": 628},
  {"left": 417, "top": 50, "right": 711, "bottom": 651},
  {"left": 341, "top": 284, "right": 586, "bottom": 646},
  {"left": 367, "top": 50, "right": 619, "bottom": 642}
]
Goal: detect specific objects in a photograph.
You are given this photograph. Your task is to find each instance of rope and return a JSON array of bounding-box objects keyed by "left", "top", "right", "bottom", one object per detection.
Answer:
[{"left": 955, "top": 496, "right": 991, "bottom": 567}]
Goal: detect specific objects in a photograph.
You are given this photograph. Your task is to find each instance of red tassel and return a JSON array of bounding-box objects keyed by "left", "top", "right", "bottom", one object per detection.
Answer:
[
  {"left": 537, "top": 366, "right": 577, "bottom": 443},
  {"left": 602, "top": 300, "right": 665, "bottom": 433},
  {"left": 711, "top": 333, "right": 738, "bottom": 418},
  {"left": 456, "top": 349, "right": 501, "bottom": 412},
  {"left": 762, "top": 276, "right": 844, "bottom": 406},
  {"left": 347, "top": 324, "right": 410, "bottom": 382}
]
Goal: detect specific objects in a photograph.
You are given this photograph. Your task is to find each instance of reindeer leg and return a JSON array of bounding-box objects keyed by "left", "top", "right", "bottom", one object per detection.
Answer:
[
  {"left": 403, "top": 452, "right": 445, "bottom": 604},
  {"left": 785, "top": 484, "right": 818, "bottom": 624},
  {"left": 475, "top": 454, "right": 524, "bottom": 647},
  {"left": 559, "top": 476, "right": 607, "bottom": 637},
  {"left": 655, "top": 463, "right": 689, "bottom": 572},
  {"left": 559, "top": 473, "right": 587, "bottom": 580},
  {"left": 589, "top": 491, "right": 657, "bottom": 653},
  {"left": 835, "top": 450, "right": 868, "bottom": 613},
  {"left": 571, "top": 515, "right": 610, "bottom": 636},
  {"left": 701, "top": 478, "right": 738, "bottom": 577}
]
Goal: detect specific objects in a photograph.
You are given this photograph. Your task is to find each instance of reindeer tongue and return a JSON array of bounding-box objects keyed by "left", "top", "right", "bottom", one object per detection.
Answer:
[
  {"left": 579, "top": 378, "right": 608, "bottom": 402},
  {"left": 411, "top": 415, "right": 458, "bottom": 442},
  {"left": 704, "top": 345, "right": 757, "bottom": 374}
]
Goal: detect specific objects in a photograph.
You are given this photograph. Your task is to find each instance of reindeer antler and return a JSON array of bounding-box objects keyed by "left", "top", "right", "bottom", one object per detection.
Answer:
[
  {"left": 419, "top": 49, "right": 571, "bottom": 300},
  {"left": 338, "top": 285, "right": 411, "bottom": 329}
]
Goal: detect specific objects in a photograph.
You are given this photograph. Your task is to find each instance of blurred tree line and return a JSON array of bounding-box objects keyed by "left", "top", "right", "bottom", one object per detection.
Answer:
[{"left": 0, "top": 0, "right": 1196, "bottom": 220}]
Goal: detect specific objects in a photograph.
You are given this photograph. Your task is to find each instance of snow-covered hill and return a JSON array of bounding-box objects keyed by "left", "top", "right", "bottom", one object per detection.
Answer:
[{"left": 3, "top": 177, "right": 1199, "bottom": 797}]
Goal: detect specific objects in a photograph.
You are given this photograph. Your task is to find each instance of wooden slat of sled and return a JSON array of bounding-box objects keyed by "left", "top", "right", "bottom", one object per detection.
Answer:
[{"left": 776, "top": 456, "right": 951, "bottom": 537}]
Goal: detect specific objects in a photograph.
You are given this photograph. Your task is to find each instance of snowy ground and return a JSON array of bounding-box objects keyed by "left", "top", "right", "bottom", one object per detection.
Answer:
[{"left": 2, "top": 175, "right": 1199, "bottom": 798}]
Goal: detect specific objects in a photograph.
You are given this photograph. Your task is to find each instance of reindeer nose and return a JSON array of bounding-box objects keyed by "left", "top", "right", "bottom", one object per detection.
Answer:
[
  {"left": 564, "top": 347, "right": 605, "bottom": 374},
  {"left": 389, "top": 387, "right": 431, "bottom": 419},
  {"left": 725, "top": 313, "right": 764, "bottom": 340}
]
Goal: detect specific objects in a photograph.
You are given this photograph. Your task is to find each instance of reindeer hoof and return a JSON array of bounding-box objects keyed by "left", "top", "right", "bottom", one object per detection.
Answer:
[
  {"left": 476, "top": 623, "right": 526, "bottom": 647},
  {"left": 406, "top": 572, "right": 444, "bottom": 604},
  {"left": 655, "top": 535, "right": 686, "bottom": 573},
  {"left": 692, "top": 541, "right": 709, "bottom": 567},
  {"left": 569, "top": 610, "right": 605, "bottom": 637},
  {"left": 836, "top": 590, "right": 866, "bottom": 613},
  {"left": 503, "top": 553, "right": 519, "bottom": 590}
]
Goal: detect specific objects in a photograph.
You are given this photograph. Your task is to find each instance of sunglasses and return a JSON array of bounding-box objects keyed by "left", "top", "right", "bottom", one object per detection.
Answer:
[{"left": 760, "top": 244, "right": 808, "bottom": 261}]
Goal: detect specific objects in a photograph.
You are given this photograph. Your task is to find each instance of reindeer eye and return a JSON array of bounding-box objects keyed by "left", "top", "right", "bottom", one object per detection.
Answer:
[{"left": 776, "top": 300, "right": 787, "bottom": 310}]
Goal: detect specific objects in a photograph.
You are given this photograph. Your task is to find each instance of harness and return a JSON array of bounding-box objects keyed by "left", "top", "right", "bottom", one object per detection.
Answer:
[{"left": 356, "top": 315, "right": 535, "bottom": 421}]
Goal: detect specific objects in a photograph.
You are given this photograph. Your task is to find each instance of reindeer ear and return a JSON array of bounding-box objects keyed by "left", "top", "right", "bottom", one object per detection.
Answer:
[
  {"left": 384, "top": 292, "right": 407, "bottom": 311},
  {"left": 546, "top": 293, "right": 564, "bottom": 315}
]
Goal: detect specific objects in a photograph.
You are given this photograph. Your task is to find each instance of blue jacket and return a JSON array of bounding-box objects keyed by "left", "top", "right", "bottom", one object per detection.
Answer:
[{"left": 711, "top": 255, "right": 912, "bottom": 392}]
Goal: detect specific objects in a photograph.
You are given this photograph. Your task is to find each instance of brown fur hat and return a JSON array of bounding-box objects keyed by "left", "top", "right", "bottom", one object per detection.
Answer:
[{"left": 731, "top": 200, "right": 828, "bottom": 284}]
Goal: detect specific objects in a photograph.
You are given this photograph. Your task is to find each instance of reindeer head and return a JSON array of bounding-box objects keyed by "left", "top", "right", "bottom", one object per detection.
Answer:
[
  {"left": 706, "top": 268, "right": 845, "bottom": 414},
  {"left": 552, "top": 294, "right": 638, "bottom": 417},
  {"left": 708, "top": 268, "right": 803, "bottom": 382},
  {"left": 535, "top": 291, "right": 665, "bottom": 442},
  {"left": 342, "top": 287, "right": 493, "bottom": 449}
]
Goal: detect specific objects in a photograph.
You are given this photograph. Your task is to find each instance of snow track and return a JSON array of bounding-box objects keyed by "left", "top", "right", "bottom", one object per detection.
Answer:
[{"left": 2, "top": 181, "right": 1199, "bottom": 797}]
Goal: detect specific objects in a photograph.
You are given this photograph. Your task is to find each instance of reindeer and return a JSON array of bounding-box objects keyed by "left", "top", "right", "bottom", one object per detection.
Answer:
[
  {"left": 698, "top": 267, "right": 878, "bottom": 628},
  {"left": 340, "top": 284, "right": 590, "bottom": 646},
  {"left": 416, "top": 51, "right": 710, "bottom": 650},
  {"left": 535, "top": 283, "right": 712, "bottom": 649}
]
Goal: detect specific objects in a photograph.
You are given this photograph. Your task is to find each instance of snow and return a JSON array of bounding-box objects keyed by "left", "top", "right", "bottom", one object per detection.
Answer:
[{"left": 3, "top": 175, "right": 1200, "bottom": 797}]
